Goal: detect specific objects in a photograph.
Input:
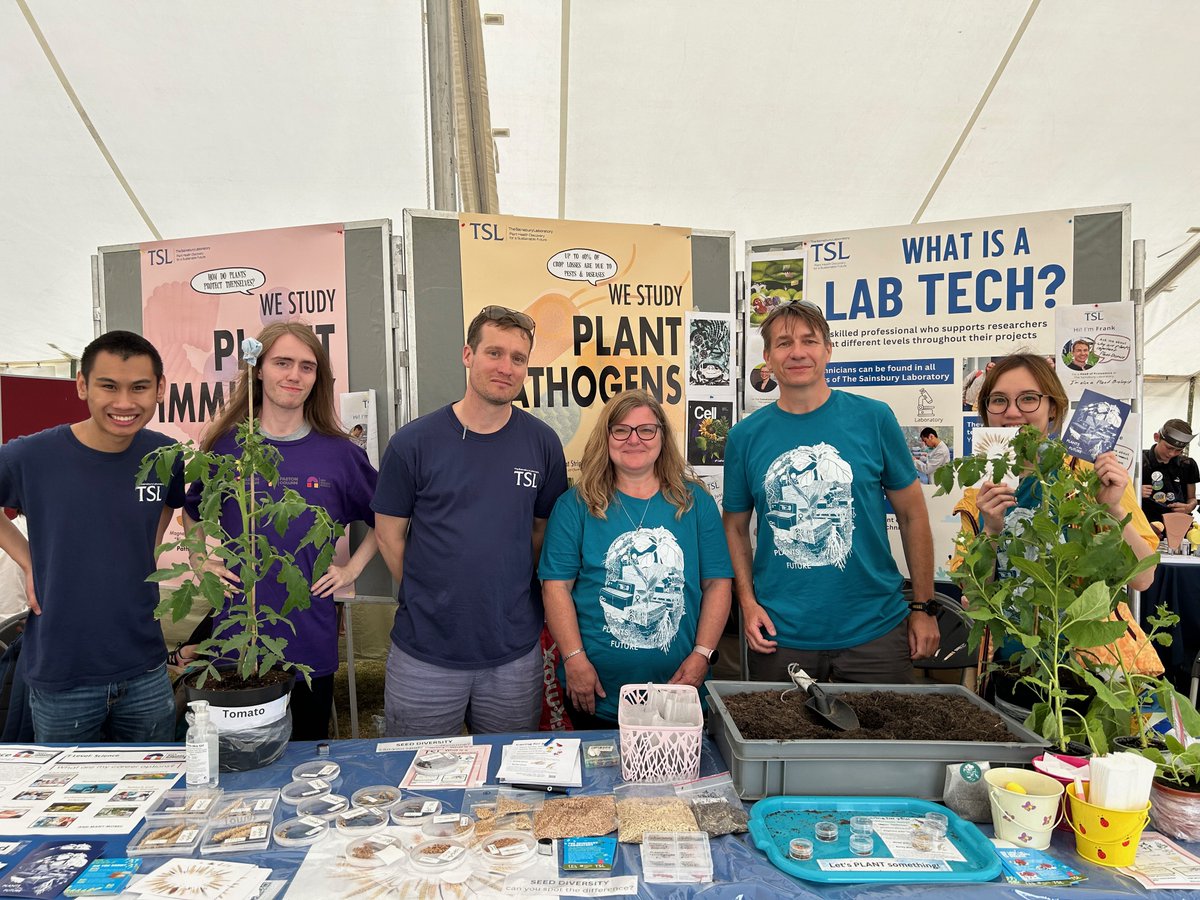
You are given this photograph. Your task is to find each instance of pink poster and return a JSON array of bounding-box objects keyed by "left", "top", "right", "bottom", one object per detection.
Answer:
[
  {"left": 139, "top": 222, "right": 350, "bottom": 586},
  {"left": 139, "top": 222, "right": 348, "bottom": 445}
]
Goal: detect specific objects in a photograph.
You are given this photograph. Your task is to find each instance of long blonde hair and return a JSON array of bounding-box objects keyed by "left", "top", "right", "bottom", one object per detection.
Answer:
[
  {"left": 202, "top": 322, "right": 347, "bottom": 451},
  {"left": 575, "top": 390, "right": 704, "bottom": 520}
]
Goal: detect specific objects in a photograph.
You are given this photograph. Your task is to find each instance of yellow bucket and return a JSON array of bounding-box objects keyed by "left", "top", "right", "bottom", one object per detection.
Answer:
[{"left": 1064, "top": 785, "right": 1150, "bottom": 868}]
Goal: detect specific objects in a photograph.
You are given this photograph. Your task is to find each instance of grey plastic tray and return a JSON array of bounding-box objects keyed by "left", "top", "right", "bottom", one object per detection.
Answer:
[{"left": 706, "top": 681, "right": 1047, "bottom": 800}]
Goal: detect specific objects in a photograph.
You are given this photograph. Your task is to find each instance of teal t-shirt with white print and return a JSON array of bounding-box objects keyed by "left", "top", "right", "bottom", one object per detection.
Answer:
[
  {"left": 722, "top": 392, "right": 917, "bottom": 650},
  {"left": 539, "top": 482, "right": 732, "bottom": 722}
]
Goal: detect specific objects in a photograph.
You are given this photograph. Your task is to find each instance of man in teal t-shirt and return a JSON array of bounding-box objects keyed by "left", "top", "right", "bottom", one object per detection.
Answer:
[{"left": 722, "top": 303, "right": 939, "bottom": 683}]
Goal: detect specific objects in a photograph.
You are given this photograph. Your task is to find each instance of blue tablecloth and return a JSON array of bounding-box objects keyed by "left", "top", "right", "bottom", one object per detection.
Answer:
[{"left": 1, "top": 733, "right": 1195, "bottom": 898}]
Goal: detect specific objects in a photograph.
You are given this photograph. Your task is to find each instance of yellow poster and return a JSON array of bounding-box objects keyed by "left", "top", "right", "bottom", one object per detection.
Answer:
[{"left": 458, "top": 213, "right": 693, "bottom": 476}]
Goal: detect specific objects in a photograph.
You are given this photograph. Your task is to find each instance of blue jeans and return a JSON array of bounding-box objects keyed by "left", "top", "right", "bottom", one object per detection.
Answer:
[{"left": 29, "top": 664, "right": 176, "bottom": 743}]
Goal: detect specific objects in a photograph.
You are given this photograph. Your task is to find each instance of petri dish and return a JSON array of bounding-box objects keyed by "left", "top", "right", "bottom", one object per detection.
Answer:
[{"left": 273, "top": 815, "right": 329, "bottom": 848}]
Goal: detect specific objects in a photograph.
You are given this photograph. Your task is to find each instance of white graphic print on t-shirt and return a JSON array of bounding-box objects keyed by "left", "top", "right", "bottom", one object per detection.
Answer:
[
  {"left": 599, "top": 527, "right": 685, "bottom": 652},
  {"left": 762, "top": 443, "right": 855, "bottom": 569}
]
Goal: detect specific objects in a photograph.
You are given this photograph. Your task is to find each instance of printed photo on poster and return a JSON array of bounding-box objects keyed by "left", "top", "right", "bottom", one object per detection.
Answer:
[
  {"left": 743, "top": 254, "right": 801, "bottom": 400},
  {"left": 687, "top": 401, "right": 732, "bottom": 466},
  {"left": 902, "top": 425, "right": 955, "bottom": 485},
  {"left": 1063, "top": 389, "right": 1131, "bottom": 463},
  {"left": 1055, "top": 303, "right": 1135, "bottom": 401},
  {"left": 339, "top": 390, "right": 379, "bottom": 469},
  {"left": 686, "top": 313, "right": 732, "bottom": 393},
  {"left": 749, "top": 363, "right": 777, "bottom": 393},
  {"left": 694, "top": 466, "right": 724, "bottom": 508}
]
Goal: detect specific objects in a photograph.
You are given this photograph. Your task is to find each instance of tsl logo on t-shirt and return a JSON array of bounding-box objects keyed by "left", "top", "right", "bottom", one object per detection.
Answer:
[
  {"left": 135, "top": 483, "right": 164, "bottom": 503},
  {"left": 513, "top": 467, "right": 540, "bottom": 488}
]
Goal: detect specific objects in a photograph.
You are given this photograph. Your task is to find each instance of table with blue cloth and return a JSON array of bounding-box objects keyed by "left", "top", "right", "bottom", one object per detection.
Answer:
[
  {"left": 1139, "top": 555, "right": 1200, "bottom": 695},
  {"left": 1, "top": 732, "right": 1196, "bottom": 898}
]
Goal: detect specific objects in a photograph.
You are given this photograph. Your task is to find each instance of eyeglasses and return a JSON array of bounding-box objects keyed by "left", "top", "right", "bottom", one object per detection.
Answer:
[
  {"left": 479, "top": 305, "right": 536, "bottom": 334},
  {"left": 609, "top": 423, "right": 661, "bottom": 441},
  {"left": 984, "top": 392, "right": 1045, "bottom": 414}
]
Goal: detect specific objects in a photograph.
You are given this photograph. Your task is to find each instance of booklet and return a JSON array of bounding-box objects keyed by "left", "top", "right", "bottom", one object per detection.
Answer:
[
  {"left": 995, "top": 846, "right": 1085, "bottom": 885},
  {"left": 1118, "top": 831, "right": 1200, "bottom": 890},
  {"left": 1063, "top": 389, "right": 1130, "bottom": 463},
  {"left": 0, "top": 841, "right": 104, "bottom": 898},
  {"left": 495, "top": 738, "right": 582, "bottom": 788}
]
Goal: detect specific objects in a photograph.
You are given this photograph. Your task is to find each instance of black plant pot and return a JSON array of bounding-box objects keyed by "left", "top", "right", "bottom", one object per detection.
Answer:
[
  {"left": 184, "top": 672, "right": 294, "bottom": 772},
  {"left": 1113, "top": 734, "right": 1168, "bottom": 753}
]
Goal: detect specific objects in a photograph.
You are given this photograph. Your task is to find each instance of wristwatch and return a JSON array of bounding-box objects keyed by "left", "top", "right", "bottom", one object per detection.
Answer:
[
  {"left": 907, "top": 600, "right": 938, "bottom": 616},
  {"left": 693, "top": 644, "right": 720, "bottom": 666}
]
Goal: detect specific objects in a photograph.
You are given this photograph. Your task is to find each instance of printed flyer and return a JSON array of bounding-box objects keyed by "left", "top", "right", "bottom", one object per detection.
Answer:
[
  {"left": 458, "top": 214, "right": 693, "bottom": 477},
  {"left": 0, "top": 748, "right": 182, "bottom": 835}
]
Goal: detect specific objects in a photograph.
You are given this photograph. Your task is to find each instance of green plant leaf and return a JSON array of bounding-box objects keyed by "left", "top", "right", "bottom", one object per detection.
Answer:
[{"left": 1063, "top": 619, "right": 1130, "bottom": 649}]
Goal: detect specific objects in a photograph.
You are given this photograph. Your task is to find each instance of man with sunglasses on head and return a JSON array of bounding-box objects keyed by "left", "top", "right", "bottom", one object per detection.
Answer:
[
  {"left": 722, "top": 302, "right": 938, "bottom": 685},
  {"left": 373, "top": 306, "right": 567, "bottom": 736},
  {"left": 1141, "top": 419, "right": 1198, "bottom": 526}
]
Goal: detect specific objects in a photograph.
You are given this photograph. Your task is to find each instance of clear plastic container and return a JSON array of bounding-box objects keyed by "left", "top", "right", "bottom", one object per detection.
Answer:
[
  {"left": 200, "top": 818, "right": 272, "bottom": 855},
  {"left": 211, "top": 789, "right": 280, "bottom": 822},
  {"left": 280, "top": 779, "right": 332, "bottom": 805},
  {"left": 390, "top": 797, "right": 443, "bottom": 826},
  {"left": 640, "top": 831, "right": 713, "bottom": 884},
  {"left": 409, "top": 838, "right": 469, "bottom": 873},
  {"left": 295, "top": 793, "right": 350, "bottom": 821},
  {"left": 350, "top": 785, "right": 402, "bottom": 810},
  {"left": 850, "top": 833, "right": 874, "bottom": 856},
  {"left": 478, "top": 831, "right": 537, "bottom": 867},
  {"left": 420, "top": 813, "right": 475, "bottom": 841},
  {"left": 335, "top": 806, "right": 388, "bottom": 835},
  {"left": 291, "top": 760, "right": 341, "bottom": 782},
  {"left": 582, "top": 739, "right": 620, "bottom": 768},
  {"left": 273, "top": 815, "right": 329, "bottom": 848},
  {"left": 815, "top": 821, "right": 838, "bottom": 842},
  {"left": 345, "top": 832, "right": 407, "bottom": 869},
  {"left": 850, "top": 815, "right": 874, "bottom": 836},
  {"left": 128, "top": 818, "right": 204, "bottom": 855},
  {"left": 145, "top": 788, "right": 223, "bottom": 820}
]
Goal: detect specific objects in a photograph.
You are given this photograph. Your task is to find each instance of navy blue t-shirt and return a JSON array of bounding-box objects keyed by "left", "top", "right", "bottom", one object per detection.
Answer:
[
  {"left": 0, "top": 425, "right": 184, "bottom": 691},
  {"left": 372, "top": 405, "right": 567, "bottom": 669}
]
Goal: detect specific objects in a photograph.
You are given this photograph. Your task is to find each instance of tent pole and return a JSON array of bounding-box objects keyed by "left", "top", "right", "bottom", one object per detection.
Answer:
[
  {"left": 427, "top": 0, "right": 458, "bottom": 211},
  {"left": 1132, "top": 237, "right": 1146, "bottom": 622}
]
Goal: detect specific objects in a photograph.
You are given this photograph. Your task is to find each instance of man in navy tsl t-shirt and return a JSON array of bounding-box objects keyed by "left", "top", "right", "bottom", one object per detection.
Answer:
[
  {"left": 0, "top": 331, "right": 183, "bottom": 742},
  {"left": 373, "top": 306, "right": 567, "bottom": 737}
]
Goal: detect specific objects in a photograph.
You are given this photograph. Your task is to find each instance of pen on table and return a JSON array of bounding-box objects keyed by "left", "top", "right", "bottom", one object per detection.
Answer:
[{"left": 507, "top": 783, "right": 571, "bottom": 794}]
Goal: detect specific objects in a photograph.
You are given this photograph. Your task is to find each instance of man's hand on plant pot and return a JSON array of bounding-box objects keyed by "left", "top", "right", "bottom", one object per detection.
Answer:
[
  {"left": 908, "top": 612, "right": 939, "bottom": 660},
  {"left": 564, "top": 651, "right": 606, "bottom": 715},
  {"left": 742, "top": 602, "right": 778, "bottom": 654},
  {"left": 977, "top": 481, "right": 1017, "bottom": 536}
]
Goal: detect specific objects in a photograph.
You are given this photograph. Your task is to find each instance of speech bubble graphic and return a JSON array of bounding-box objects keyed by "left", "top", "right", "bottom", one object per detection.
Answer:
[
  {"left": 1094, "top": 334, "right": 1131, "bottom": 362},
  {"left": 546, "top": 248, "right": 617, "bottom": 286},
  {"left": 190, "top": 267, "right": 267, "bottom": 295}
]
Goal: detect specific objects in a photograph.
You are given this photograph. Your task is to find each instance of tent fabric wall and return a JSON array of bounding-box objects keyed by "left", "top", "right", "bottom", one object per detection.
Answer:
[{"left": 3, "top": 1, "right": 1199, "bottom": 383}]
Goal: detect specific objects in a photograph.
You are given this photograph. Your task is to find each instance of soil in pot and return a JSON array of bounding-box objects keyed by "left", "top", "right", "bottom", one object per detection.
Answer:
[
  {"left": 721, "top": 689, "right": 1023, "bottom": 742},
  {"left": 183, "top": 668, "right": 295, "bottom": 772}
]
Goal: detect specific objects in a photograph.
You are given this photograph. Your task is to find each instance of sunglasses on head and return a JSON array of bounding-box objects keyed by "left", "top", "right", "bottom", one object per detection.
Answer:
[{"left": 479, "top": 305, "right": 536, "bottom": 334}]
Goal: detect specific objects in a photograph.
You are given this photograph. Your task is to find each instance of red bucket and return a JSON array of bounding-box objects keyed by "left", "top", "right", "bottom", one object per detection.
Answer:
[{"left": 1033, "top": 753, "right": 1089, "bottom": 833}]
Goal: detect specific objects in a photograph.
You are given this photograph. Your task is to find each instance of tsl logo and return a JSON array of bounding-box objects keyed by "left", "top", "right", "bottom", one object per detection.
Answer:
[
  {"left": 464, "top": 222, "right": 505, "bottom": 241},
  {"left": 146, "top": 248, "right": 173, "bottom": 266},
  {"left": 810, "top": 240, "right": 849, "bottom": 262}
]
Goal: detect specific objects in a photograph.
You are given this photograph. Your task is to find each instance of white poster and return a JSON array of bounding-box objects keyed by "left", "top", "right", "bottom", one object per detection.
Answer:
[{"left": 1055, "top": 302, "right": 1136, "bottom": 402}]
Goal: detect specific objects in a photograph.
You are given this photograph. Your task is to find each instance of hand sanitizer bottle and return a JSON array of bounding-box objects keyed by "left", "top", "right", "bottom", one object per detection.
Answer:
[{"left": 185, "top": 700, "right": 220, "bottom": 786}]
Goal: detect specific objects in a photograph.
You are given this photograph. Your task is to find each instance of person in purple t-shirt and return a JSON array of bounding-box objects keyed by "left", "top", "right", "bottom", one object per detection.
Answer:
[
  {"left": 180, "top": 323, "right": 378, "bottom": 740},
  {"left": 373, "top": 306, "right": 567, "bottom": 737}
]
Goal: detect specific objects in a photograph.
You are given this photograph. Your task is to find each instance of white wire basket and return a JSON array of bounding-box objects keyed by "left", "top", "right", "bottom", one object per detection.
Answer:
[{"left": 618, "top": 683, "right": 703, "bottom": 784}]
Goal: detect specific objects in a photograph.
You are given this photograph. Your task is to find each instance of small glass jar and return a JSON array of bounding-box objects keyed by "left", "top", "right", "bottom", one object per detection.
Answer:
[
  {"left": 911, "top": 825, "right": 935, "bottom": 852},
  {"left": 849, "top": 816, "right": 873, "bottom": 836},
  {"left": 849, "top": 834, "right": 874, "bottom": 856},
  {"left": 788, "top": 837, "right": 813, "bottom": 860},
  {"left": 814, "top": 821, "right": 838, "bottom": 843},
  {"left": 924, "top": 812, "right": 948, "bottom": 848}
]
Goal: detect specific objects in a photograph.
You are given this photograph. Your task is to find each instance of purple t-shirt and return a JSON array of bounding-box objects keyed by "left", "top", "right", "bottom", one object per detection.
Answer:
[
  {"left": 184, "top": 431, "right": 377, "bottom": 677},
  {"left": 372, "top": 405, "right": 567, "bottom": 669}
]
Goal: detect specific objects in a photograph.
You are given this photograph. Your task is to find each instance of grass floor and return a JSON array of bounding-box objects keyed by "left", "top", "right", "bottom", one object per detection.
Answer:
[{"left": 332, "top": 659, "right": 386, "bottom": 739}]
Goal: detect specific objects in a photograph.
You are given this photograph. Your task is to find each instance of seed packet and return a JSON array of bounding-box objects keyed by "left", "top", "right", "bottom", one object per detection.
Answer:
[{"left": 63, "top": 859, "right": 140, "bottom": 896}]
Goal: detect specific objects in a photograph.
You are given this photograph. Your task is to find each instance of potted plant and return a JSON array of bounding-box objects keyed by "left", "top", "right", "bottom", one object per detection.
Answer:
[
  {"left": 933, "top": 426, "right": 1158, "bottom": 754},
  {"left": 138, "top": 338, "right": 342, "bottom": 769}
]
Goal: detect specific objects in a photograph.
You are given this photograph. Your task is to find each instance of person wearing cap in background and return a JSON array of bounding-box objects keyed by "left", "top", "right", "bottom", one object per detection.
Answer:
[
  {"left": 372, "top": 306, "right": 567, "bottom": 737},
  {"left": 1141, "top": 419, "right": 1198, "bottom": 525}
]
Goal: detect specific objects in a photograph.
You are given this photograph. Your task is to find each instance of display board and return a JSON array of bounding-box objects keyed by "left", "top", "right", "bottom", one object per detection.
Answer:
[
  {"left": 400, "top": 209, "right": 736, "bottom": 485},
  {"left": 94, "top": 220, "right": 396, "bottom": 601},
  {"left": 744, "top": 205, "right": 1131, "bottom": 579}
]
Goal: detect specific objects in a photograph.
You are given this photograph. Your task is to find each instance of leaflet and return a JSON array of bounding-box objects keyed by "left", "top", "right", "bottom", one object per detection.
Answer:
[
  {"left": 0, "top": 748, "right": 183, "bottom": 835},
  {"left": 495, "top": 738, "right": 582, "bottom": 788}
]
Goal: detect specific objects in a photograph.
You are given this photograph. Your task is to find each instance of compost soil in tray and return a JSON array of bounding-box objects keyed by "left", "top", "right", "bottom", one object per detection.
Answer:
[{"left": 722, "top": 689, "right": 1021, "bottom": 742}]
